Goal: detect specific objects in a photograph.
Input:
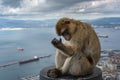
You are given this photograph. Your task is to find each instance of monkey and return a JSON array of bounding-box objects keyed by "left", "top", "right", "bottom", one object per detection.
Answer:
[{"left": 47, "top": 17, "right": 101, "bottom": 78}]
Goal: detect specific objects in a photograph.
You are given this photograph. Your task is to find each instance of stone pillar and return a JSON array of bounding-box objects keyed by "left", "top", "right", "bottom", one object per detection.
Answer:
[{"left": 40, "top": 66, "right": 102, "bottom": 80}]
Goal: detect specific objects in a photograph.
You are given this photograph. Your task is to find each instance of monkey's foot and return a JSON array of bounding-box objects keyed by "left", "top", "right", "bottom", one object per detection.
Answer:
[{"left": 47, "top": 68, "right": 61, "bottom": 78}]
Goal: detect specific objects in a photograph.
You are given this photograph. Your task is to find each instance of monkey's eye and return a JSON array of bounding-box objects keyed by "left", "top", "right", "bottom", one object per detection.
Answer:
[
  {"left": 64, "top": 20, "right": 70, "bottom": 24},
  {"left": 62, "top": 20, "right": 70, "bottom": 25}
]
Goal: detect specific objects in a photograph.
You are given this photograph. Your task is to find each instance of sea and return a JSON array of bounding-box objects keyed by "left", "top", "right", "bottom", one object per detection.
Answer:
[{"left": 0, "top": 27, "right": 120, "bottom": 80}]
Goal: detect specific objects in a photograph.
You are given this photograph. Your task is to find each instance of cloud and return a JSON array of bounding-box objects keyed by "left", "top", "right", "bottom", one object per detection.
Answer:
[
  {"left": 1, "top": 0, "right": 21, "bottom": 8},
  {"left": 0, "top": 0, "right": 89, "bottom": 14},
  {"left": 0, "top": 0, "right": 120, "bottom": 20}
]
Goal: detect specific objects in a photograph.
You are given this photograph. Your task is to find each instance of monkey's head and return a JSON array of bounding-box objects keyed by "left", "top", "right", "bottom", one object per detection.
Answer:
[{"left": 56, "top": 18, "right": 78, "bottom": 41}]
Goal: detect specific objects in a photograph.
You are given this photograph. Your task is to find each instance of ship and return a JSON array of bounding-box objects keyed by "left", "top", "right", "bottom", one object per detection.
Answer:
[
  {"left": 97, "top": 33, "right": 108, "bottom": 38},
  {"left": 19, "top": 56, "right": 39, "bottom": 64},
  {"left": 17, "top": 47, "right": 24, "bottom": 51}
]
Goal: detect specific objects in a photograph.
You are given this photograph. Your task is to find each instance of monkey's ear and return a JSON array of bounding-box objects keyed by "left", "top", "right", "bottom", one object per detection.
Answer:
[
  {"left": 56, "top": 25, "right": 61, "bottom": 36},
  {"left": 56, "top": 28, "right": 61, "bottom": 36}
]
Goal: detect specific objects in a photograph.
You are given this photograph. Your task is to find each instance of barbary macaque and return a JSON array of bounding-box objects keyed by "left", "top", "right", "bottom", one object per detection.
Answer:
[{"left": 47, "top": 17, "right": 101, "bottom": 78}]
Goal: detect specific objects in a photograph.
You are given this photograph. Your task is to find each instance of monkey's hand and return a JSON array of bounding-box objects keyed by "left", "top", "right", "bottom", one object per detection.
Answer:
[
  {"left": 51, "top": 38, "right": 74, "bottom": 56},
  {"left": 51, "top": 38, "right": 63, "bottom": 49}
]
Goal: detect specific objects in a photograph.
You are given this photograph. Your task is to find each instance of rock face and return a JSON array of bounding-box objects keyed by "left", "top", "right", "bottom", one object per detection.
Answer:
[{"left": 40, "top": 66, "right": 102, "bottom": 80}]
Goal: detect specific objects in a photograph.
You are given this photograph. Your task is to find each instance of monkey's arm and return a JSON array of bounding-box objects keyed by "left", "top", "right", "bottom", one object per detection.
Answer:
[
  {"left": 59, "top": 45, "right": 74, "bottom": 56},
  {"left": 51, "top": 38, "right": 74, "bottom": 57}
]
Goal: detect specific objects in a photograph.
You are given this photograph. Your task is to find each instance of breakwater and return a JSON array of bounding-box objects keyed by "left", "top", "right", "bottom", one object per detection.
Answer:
[{"left": 0, "top": 54, "right": 51, "bottom": 68}]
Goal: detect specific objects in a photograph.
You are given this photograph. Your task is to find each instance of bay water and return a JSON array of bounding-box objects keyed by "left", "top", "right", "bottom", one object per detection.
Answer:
[{"left": 0, "top": 27, "right": 120, "bottom": 80}]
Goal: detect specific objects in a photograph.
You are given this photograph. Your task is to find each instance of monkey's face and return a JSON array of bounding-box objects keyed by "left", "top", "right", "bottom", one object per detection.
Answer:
[{"left": 56, "top": 18, "right": 77, "bottom": 41}]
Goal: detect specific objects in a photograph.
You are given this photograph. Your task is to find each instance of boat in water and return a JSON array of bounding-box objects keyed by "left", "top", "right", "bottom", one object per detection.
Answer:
[
  {"left": 97, "top": 33, "right": 108, "bottom": 38},
  {"left": 19, "top": 56, "right": 39, "bottom": 64},
  {"left": 17, "top": 48, "right": 24, "bottom": 51}
]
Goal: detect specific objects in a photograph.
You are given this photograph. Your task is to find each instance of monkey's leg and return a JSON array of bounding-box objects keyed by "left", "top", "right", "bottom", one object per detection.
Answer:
[
  {"left": 60, "top": 57, "right": 72, "bottom": 74},
  {"left": 55, "top": 51, "right": 67, "bottom": 69},
  {"left": 47, "top": 57, "right": 71, "bottom": 78},
  {"left": 47, "top": 51, "right": 67, "bottom": 78},
  {"left": 68, "top": 56, "right": 94, "bottom": 76}
]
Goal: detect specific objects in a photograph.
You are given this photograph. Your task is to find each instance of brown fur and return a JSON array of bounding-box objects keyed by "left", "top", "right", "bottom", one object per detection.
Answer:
[{"left": 47, "top": 17, "right": 101, "bottom": 78}]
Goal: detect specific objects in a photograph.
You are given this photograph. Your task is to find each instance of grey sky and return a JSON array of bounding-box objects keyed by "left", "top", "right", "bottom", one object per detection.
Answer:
[{"left": 0, "top": 0, "right": 120, "bottom": 20}]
